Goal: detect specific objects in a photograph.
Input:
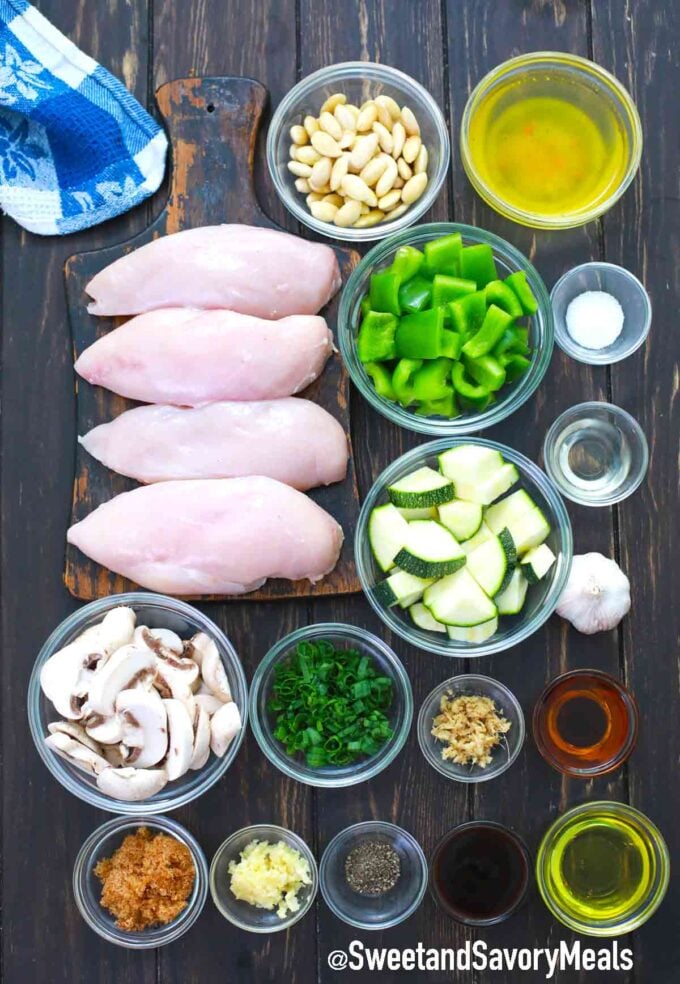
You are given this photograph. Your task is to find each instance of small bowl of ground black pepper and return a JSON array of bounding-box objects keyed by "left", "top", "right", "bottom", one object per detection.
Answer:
[
  {"left": 319, "top": 821, "right": 428, "bottom": 929},
  {"left": 73, "top": 815, "right": 208, "bottom": 948},
  {"left": 250, "top": 624, "right": 413, "bottom": 788}
]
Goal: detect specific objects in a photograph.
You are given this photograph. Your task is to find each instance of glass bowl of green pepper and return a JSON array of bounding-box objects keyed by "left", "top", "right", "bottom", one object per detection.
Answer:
[
  {"left": 249, "top": 623, "right": 413, "bottom": 787},
  {"left": 338, "top": 223, "right": 553, "bottom": 434}
]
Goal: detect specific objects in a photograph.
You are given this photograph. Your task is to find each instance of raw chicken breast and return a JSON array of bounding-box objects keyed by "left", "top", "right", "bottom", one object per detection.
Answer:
[
  {"left": 79, "top": 399, "right": 349, "bottom": 489},
  {"left": 74, "top": 309, "right": 333, "bottom": 405},
  {"left": 86, "top": 224, "right": 341, "bottom": 319},
  {"left": 67, "top": 477, "right": 344, "bottom": 595}
]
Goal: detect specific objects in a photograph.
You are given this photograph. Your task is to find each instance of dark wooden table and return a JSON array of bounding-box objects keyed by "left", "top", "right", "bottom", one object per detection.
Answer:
[{"left": 2, "top": 2, "right": 678, "bottom": 982}]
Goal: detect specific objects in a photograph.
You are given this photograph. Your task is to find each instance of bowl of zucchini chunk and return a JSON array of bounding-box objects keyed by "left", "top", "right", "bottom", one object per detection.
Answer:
[{"left": 356, "top": 439, "right": 572, "bottom": 657}]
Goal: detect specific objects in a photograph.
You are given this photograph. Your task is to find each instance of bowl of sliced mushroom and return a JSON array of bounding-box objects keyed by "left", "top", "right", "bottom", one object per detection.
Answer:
[
  {"left": 28, "top": 593, "right": 248, "bottom": 814},
  {"left": 267, "top": 62, "right": 450, "bottom": 241}
]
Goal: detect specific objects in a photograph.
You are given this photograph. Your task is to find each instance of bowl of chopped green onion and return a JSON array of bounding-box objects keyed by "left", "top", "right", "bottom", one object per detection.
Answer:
[{"left": 249, "top": 624, "right": 413, "bottom": 787}]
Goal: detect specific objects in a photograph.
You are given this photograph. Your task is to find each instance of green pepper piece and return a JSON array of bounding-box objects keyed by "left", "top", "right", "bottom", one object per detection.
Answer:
[
  {"left": 424, "top": 233, "right": 463, "bottom": 276},
  {"left": 360, "top": 295, "right": 372, "bottom": 318},
  {"left": 500, "top": 353, "right": 532, "bottom": 381},
  {"left": 431, "top": 274, "right": 476, "bottom": 308},
  {"left": 484, "top": 279, "right": 523, "bottom": 318},
  {"left": 412, "top": 358, "right": 454, "bottom": 402},
  {"left": 395, "top": 307, "right": 444, "bottom": 359},
  {"left": 459, "top": 392, "right": 494, "bottom": 411},
  {"left": 505, "top": 270, "right": 539, "bottom": 315},
  {"left": 464, "top": 353, "right": 507, "bottom": 392},
  {"left": 398, "top": 275, "right": 432, "bottom": 313},
  {"left": 389, "top": 244, "right": 424, "bottom": 283},
  {"left": 452, "top": 361, "right": 493, "bottom": 401},
  {"left": 448, "top": 291, "right": 487, "bottom": 336},
  {"left": 364, "top": 361, "right": 397, "bottom": 400},
  {"left": 392, "top": 358, "right": 423, "bottom": 407},
  {"left": 440, "top": 328, "right": 463, "bottom": 359},
  {"left": 415, "top": 391, "right": 459, "bottom": 418},
  {"left": 369, "top": 270, "right": 402, "bottom": 316},
  {"left": 460, "top": 243, "right": 498, "bottom": 287},
  {"left": 462, "top": 304, "right": 514, "bottom": 360},
  {"left": 493, "top": 326, "right": 531, "bottom": 359},
  {"left": 357, "top": 311, "right": 398, "bottom": 363}
]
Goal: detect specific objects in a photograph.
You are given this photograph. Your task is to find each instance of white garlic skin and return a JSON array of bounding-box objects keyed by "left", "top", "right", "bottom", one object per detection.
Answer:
[{"left": 556, "top": 553, "right": 631, "bottom": 634}]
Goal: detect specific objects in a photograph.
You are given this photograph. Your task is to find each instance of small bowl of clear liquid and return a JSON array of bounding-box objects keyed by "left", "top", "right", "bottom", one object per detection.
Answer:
[{"left": 543, "top": 402, "right": 648, "bottom": 506}]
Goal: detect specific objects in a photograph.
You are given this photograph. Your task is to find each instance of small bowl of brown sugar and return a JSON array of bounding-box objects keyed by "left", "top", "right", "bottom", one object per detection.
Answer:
[
  {"left": 73, "top": 816, "right": 208, "bottom": 947},
  {"left": 418, "top": 675, "right": 525, "bottom": 783}
]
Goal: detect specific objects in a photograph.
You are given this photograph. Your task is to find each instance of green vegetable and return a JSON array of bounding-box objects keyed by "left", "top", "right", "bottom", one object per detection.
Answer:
[
  {"left": 452, "top": 361, "right": 493, "bottom": 401},
  {"left": 364, "top": 362, "right": 396, "bottom": 401},
  {"left": 392, "top": 358, "right": 422, "bottom": 406},
  {"left": 369, "top": 270, "right": 402, "bottom": 316},
  {"left": 462, "top": 304, "right": 514, "bottom": 360},
  {"left": 267, "top": 640, "right": 394, "bottom": 768},
  {"left": 460, "top": 243, "right": 498, "bottom": 287},
  {"left": 389, "top": 244, "right": 424, "bottom": 282},
  {"left": 431, "top": 274, "right": 476, "bottom": 308},
  {"left": 493, "top": 326, "right": 530, "bottom": 359},
  {"left": 395, "top": 308, "right": 443, "bottom": 359},
  {"left": 398, "top": 275, "right": 432, "bottom": 313},
  {"left": 500, "top": 353, "right": 532, "bottom": 381},
  {"left": 412, "top": 357, "right": 454, "bottom": 402},
  {"left": 484, "top": 280, "right": 523, "bottom": 318},
  {"left": 448, "top": 291, "right": 487, "bottom": 336},
  {"left": 440, "top": 328, "right": 463, "bottom": 359},
  {"left": 357, "top": 311, "right": 397, "bottom": 363},
  {"left": 505, "top": 270, "right": 539, "bottom": 315},
  {"left": 424, "top": 233, "right": 462, "bottom": 275},
  {"left": 415, "top": 392, "right": 459, "bottom": 418},
  {"left": 464, "top": 353, "right": 507, "bottom": 391}
]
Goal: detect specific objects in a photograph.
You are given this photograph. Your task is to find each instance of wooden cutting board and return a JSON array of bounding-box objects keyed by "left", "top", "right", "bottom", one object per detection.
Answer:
[{"left": 64, "top": 77, "right": 361, "bottom": 602}]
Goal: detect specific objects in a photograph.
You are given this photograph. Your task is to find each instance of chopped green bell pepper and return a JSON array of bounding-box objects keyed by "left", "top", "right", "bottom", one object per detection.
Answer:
[
  {"left": 493, "top": 326, "right": 530, "bottom": 359},
  {"left": 369, "top": 270, "right": 402, "bottom": 316},
  {"left": 395, "top": 307, "right": 444, "bottom": 359},
  {"left": 415, "top": 391, "right": 459, "bottom": 418},
  {"left": 500, "top": 353, "right": 532, "bottom": 381},
  {"left": 360, "top": 295, "right": 371, "bottom": 318},
  {"left": 398, "top": 275, "right": 432, "bottom": 313},
  {"left": 505, "top": 270, "right": 539, "bottom": 315},
  {"left": 357, "top": 311, "right": 397, "bottom": 363},
  {"left": 423, "top": 233, "right": 462, "bottom": 276},
  {"left": 462, "top": 304, "right": 514, "bottom": 360},
  {"left": 392, "top": 358, "right": 422, "bottom": 406},
  {"left": 460, "top": 243, "right": 498, "bottom": 287},
  {"left": 412, "top": 357, "right": 454, "bottom": 402},
  {"left": 364, "top": 362, "right": 396, "bottom": 400},
  {"left": 484, "top": 280, "right": 523, "bottom": 318},
  {"left": 459, "top": 392, "right": 494, "bottom": 412},
  {"left": 448, "top": 290, "right": 487, "bottom": 336},
  {"left": 464, "top": 353, "right": 507, "bottom": 392},
  {"left": 452, "top": 361, "right": 493, "bottom": 401},
  {"left": 440, "top": 328, "right": 463, "bottom": 359},
  {"left": 432, "top": 274, "right": 476, "bottom": 308},
  {"left": 389, "top": 245, "right": 424, "bottom": 283}
]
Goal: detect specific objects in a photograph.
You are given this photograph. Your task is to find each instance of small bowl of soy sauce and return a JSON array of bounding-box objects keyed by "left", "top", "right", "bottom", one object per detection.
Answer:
[{"left": 429, "top": 821, "right": 530, "bottom": 925}]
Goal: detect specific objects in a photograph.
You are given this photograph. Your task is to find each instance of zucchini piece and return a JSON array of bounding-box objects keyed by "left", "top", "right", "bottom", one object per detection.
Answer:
[
  {"left": 374, "top": 569, "right": 435, "bottom": 608},
  {"left": 494, "top": 568, "right": 529, "bottom": 615},
  {"left": 484, "top": 490, "right": 551, "bottom": 555},
  {"left": 520, "top": 543, "right": 556, "bottom": 584},
  {"left": 438, "top": 444, "right": 505, "bottom": 483},
  {"left": 461, "top": 522, "right": 495, "bottom": 556},
  {"left": 437, "top": 499, "right": 483, "bottom": 541},
  {"left": 409, "top": 602, "right": 447, "bottom": 633},
  {"left": 423, "top": 568, "right": 498, "bottom": 626},
  {"left": 497, "top": 527, "right": 517, "bottom": 567},
  {"left": 394, "top": 520, "right": 466, "bottom": 578},
  {"left": 387, "top": 466, "right": 455, "bottom": 508},
  {"left": 368, "top": 503, "right": 410, "bottom": 572},
  {"left": 465, "top": 535, "right": 509, "bottom": 597},
  {"left": 447, "top": 617, "right": 498, "bottom": 644},
  {"left": 397, "top": 505, "right": 438, "bottom": 521},
  {"left": 454, "top": 462, "right": 519, "bottom": 506}
]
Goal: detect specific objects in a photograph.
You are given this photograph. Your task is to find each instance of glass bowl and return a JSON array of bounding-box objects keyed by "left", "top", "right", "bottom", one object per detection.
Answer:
[
  {"left": 27, "top": 593, "right": 248, "bottom": 815},
  {"left": 249, "top": 623, "right": 413, "bottom": 787},
  {"left": 338, "top": 222, "right": 553, "bottom": 435},
  {"left": 543, "top": 401, "right": 649, "bottom": 506},
  {"left": 73, "top": 815, "right": 208, "bottom": 948},
  {"left": 418, "top": 674, "right": 525, "bottom": 782},
  {"left": 356, "top": 438, "right": 573, "bottom": 657},
  {"left": 209, "top": 824, "right": 318, "bottom": 933},
  {"left": 536, "top": 801, "right": 670, "bottom": 937},
  {"left": 266, "top": 62, "right": 450, "bottom": 242},
  {"left": 461, "top": 52, "right": 642, "bottom": 229},
  {"left": 551, "top": 262, "right": 651, "bottom": 364},
  {"left": 319, "top": 821, "right": 427, "bottom": 930}
]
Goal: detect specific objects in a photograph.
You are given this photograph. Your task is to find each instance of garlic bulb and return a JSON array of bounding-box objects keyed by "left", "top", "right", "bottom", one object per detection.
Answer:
[{"left": 556, "top": 553, "right": 630, "bottom": 634}]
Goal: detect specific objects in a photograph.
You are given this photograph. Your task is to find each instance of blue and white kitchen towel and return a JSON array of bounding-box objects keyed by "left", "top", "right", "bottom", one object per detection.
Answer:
[{"left": 0, "top": 0, "right": 167, "bottom": 234}]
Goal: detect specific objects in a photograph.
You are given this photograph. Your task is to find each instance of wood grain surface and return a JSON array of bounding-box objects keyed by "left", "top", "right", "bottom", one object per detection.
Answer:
[{"left": 1, "top": 2, "right": 678, "bottom": 983}]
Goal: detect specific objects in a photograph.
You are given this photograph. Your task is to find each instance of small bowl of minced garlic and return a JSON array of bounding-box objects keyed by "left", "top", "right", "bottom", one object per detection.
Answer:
[{"left": 267, "top": 62, "right": 450, "bottom": 241}]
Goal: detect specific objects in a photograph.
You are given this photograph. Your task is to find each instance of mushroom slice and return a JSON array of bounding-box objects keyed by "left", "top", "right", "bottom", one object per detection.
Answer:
[
  {"left": 45, "top": 732, "right": 110, "bottom": 775},
  {"left": 84, "top": 713, "right": 124, "bottom": 745},
  {"left": 209, "top": 702, "right": 242, "bottom": 757},
  {"left": 40, "top": 642, "right": 101, "bottom": 720},
  {"left": 198, "top": 636, "right": 232, "bottom": 703},
  {"left": 85, "top": 645, "right": 155, "bottom": 716},
  {"left": 189, "top": 706, "right": 211, "bottom": 771},
  {"left": 103, "top": 743, "right": 129, "bottom": 768},
  {"left": 48, "top": 720, "right": 103, "bottom": 754},
  {"left": 194, "top": 693, "right": 223, "bottom": 716},
  {"left": 134, "top": 625, "right": 183, "bottom": 658},
  {"left": 116, "top": 687, "right": 168, "bottom": 769},
  {"left": 163, "top": 698, "right": 195, "bottom": 781},
  {"left": 153, "top": 652, "right": 199, "bottom": 701},
  {"left": 98, "top": 606, "right": 136, "bottom": 654},
  {"left": 96, "top": 766, "right": 168, "bottom": 802}
]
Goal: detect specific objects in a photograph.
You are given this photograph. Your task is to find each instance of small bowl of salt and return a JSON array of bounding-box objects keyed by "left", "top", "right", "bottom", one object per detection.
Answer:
[{"left": 551, "top": 262, "right": 651, "bottom": 365}]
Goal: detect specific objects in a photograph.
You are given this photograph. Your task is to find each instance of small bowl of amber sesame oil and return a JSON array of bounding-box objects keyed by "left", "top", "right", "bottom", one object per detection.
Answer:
[{"left": 461, "top": 52, "right": 642, "bottom": 229}]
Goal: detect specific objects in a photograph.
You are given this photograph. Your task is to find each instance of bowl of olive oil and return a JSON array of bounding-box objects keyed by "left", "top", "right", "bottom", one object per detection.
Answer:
[
  {"left": 461, "top": 52, "right": 642, "bottom": 229},
  {"left": 536, "top": 801, "right": 669, "bottom": 936}
]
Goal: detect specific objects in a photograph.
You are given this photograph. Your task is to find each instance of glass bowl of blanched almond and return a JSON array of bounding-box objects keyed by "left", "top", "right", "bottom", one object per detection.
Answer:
[{"left": 266, "top": 62, "right": 450, "bottom": 241}]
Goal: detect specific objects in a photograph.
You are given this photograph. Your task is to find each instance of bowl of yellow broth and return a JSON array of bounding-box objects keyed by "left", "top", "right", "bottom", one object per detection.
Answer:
[{"left": 460, "top": 52, "right": 642, "bottom": 229}]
